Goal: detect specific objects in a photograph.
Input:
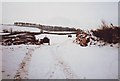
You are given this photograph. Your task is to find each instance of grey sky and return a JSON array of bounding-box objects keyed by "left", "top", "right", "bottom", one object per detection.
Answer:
[{"left": 2, "top": 2, "right": 118, "bottom": 29}]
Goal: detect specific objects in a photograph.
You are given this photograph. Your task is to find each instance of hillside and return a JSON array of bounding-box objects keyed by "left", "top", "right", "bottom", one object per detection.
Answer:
[{"left": 14, "top": 22, "right": 77, "bottom": 31}]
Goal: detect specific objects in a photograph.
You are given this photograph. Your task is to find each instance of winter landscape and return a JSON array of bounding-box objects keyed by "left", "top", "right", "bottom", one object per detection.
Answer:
[
  {"left": 1, "top": 22, "right": 119, "bottom": 79},
  {"left": 1, "top": 2, "right": 119, "bottom": 80}
]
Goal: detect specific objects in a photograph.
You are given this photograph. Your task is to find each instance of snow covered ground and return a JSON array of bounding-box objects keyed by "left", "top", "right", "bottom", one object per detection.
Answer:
[
  {"left": 2, "top": 34, "right": 118, "bottom": 79},
  {"left": 1, "top": 25, "right": 40, "bottom": 33}
]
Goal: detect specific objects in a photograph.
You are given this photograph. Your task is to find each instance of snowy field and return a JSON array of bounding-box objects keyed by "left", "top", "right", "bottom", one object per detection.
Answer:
[
  {"left": 2, "top": 34, "right": 118, "bottom": 79},
  {"left": 1, "top": 25, "right": 40, "bottom": 33}
]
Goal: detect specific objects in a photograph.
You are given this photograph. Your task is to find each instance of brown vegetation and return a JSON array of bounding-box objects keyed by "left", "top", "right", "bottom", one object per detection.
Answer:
[{"left": 91, "top": 21, "right": 120, "bottom": 44}]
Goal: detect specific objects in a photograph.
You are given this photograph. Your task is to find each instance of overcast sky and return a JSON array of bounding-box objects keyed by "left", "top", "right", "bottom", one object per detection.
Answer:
[{"left": 2, "top": 2, "right": 118, "bottom": 29}]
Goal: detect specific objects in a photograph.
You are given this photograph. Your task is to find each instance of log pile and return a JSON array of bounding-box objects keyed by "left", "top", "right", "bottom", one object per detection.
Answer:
[
  {"left": 75, "top": 30, "right": 90, "bottom": 47},
  {"left": 2, "top": 34, "right": 39, "bottom": 46}
]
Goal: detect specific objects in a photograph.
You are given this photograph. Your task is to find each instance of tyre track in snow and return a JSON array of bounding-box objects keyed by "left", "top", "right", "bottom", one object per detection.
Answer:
[
  {"left": 14, "top": 47, "right": 38, "bottom": 80},
  {"left": 46, "top": 39, "right": 78, "bottom": 79}
]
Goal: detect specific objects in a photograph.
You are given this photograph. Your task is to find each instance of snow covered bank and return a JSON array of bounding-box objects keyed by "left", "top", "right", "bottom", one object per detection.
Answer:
[{"left": 0, "top": 33, "right": 10, "bottom": 35}]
